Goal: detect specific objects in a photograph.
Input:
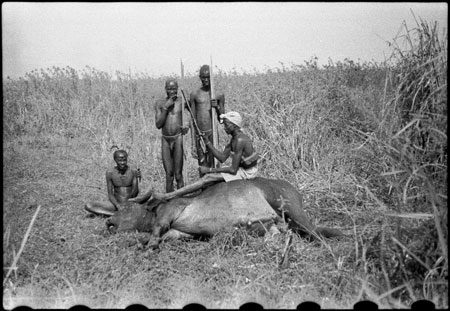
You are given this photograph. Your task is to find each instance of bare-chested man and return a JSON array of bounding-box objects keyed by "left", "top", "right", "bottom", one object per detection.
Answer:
[
  {"left": 85, "top": 150, "right": 139, "bottom": 216},
  {"left": 189, "top": 64, "right": 225, "bottom": 169},
  {"left": 155, "top": 78, "right": 189, "bottom": 192},
  {"left": 151, "top": 111, "right": 259, "bottom": 201}
]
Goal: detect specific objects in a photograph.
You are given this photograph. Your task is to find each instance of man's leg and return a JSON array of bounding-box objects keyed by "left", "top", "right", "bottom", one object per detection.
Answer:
[
  {"left": 153, "top": 173, "right": 224, "bottom": 201},
  {"left": 161, "top": 137, "right": 175, "bottom": 193},
  {"left": 173, "top": 135, "right": 185, "bottom": 189}
]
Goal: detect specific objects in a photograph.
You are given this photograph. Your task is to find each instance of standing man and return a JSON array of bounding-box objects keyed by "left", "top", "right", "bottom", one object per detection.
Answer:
[
  {"left": 189, "top": 64, "right": 225, "bottom": 171},
  {"left": 151, "top": 111, "right": 259, "bottom": 201},
  {"left": 85, "top": 149, "right": 140, "bottom": 216},
  {"left": 155, "top": 78, "right": 189, "bottom": 193}
]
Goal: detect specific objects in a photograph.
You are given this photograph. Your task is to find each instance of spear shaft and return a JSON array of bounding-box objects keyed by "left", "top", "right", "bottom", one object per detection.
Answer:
[
  {"left": 180, "top": 59, "right": 188, "bottom": 185},
  {"left": 180, "top": 89, "right": 207, "bottom": 154},
  {"left": 210, "top": 56, "right": 220, "bottom": 168}
]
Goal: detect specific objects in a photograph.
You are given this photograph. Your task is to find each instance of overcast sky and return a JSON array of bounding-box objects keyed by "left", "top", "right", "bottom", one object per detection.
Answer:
[{"left": 2, "top": 2, "right": 448, "bottom": 79}]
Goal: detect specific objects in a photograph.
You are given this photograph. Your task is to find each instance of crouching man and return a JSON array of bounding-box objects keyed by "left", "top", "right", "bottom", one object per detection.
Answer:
[{"left": 85, "top": 149, "right": 140, "bottom": 216}]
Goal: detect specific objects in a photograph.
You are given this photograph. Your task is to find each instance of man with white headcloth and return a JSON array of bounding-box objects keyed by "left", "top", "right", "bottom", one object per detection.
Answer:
[{"left": 147, "top": 111, "right": 259, "bottom": 201}]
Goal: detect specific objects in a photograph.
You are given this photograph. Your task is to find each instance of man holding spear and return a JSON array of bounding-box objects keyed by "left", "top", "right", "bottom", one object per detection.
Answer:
[{"left": 189, "top": 64, "right": 225, "bottom": 175}]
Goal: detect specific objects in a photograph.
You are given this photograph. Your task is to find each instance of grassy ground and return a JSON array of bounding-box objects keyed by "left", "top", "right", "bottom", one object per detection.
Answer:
[
  {"left": 4, "top": 132, "right": 439, "bottom": 309},
  {"left": 2, "top": 133, "right": 356, "bottom": 309},
  {"left": 3, "top": 132, "right": 400, "bottom": 309}
]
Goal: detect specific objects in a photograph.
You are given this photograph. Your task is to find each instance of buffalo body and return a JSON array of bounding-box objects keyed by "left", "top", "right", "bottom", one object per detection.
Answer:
[{"left": 106, "top": 177, "right": 343, "bottom": 248}]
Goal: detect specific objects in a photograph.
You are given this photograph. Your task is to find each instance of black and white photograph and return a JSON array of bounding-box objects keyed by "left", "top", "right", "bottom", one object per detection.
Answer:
[{"left": 3, "top": 2, "right": 447, "bottom": 309}]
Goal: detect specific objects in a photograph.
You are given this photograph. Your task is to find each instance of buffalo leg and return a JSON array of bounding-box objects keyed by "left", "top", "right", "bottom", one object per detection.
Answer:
[{"left": 146, "top": 223, "right": 168, "bottom": 249}]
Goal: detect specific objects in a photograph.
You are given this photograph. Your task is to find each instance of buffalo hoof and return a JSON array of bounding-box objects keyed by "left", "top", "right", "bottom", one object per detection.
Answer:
[
  {"left": 138, "top": 236, "right": 150, "bottom": 247},
  {"left": 146, "top": 237, "right": 161, "bottom": 251}
]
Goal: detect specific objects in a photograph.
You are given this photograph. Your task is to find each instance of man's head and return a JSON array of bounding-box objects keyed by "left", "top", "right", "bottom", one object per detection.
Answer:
[
  {"left": 165, "top": 78, "right": 178, "bottom": 98},
  {"left": 220, "top": 111, "right": 242, "bottom": 134},
  {"left": 113, "top": 150, "right": 128, "bottom": 172},
  {"left": 199, "top": 65, "right": 210, "bottom": 87}
]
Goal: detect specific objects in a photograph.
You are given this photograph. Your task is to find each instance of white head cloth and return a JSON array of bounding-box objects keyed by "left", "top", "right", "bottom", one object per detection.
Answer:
[{"left": 219, "top": 111, "right": 243, "bottom": 127}]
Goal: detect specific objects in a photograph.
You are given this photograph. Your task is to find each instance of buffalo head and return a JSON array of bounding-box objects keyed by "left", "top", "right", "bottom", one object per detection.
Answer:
[{"left": 106, "top": 199, "right": 161, "bottom": 233}]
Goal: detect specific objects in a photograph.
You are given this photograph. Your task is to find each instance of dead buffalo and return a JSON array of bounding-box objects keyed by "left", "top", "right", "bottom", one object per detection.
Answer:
[{"left": 105, "top": 177, "right": 344, "bottom": 248}]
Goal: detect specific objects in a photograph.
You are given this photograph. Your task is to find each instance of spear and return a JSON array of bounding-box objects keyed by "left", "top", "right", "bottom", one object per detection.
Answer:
[
  {"left": 180, "top": 89, "right": 207, "bottom": 155},
  {"left": 180, "top": 59, "right": 189, "bottom": 185},
  {"left": 210, "top": 56, "right": 220, "bottom": 168}
]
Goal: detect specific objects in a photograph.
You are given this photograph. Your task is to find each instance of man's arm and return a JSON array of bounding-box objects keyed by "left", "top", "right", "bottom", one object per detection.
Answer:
[
  {"left": 106, "top": 171, "right": 120, "bottom": 208},
  {"left": 211, "top": 93, "right": 225, "bottom": 121},
  {"left": 217, "top": 93, "right": 225, "bottom": 115},
  {"left": 130, "top": 169, "right": 139, "bottom": 198},
  {"left": 180, "top": 95, "right": 191, "bottom": 135},
  {"left": 202, "top": 138, "right": 244, "bottom": 175},
  {"left": 205, "top": 139, "right": 231, "bottom": 164},
  {"left": 189, "top": 93, "right": 198, "bottom": 156},
  {"left": 155, "top": 98, "right": 174, "bottom": 129},
  {"left": 221, "top": 137, "right": 244, "bottom": 174}
]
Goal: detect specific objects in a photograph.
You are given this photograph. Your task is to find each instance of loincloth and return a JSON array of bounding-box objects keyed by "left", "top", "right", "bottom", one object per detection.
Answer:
[
  {"left": 161, "top": 133, "right": 183, "bottom": 150},
  {"left": 162, "top": 132, "right": 182, "bottom": 141},
  {"left": 221, "top": 166, "right": 258, "bottom": 183}
]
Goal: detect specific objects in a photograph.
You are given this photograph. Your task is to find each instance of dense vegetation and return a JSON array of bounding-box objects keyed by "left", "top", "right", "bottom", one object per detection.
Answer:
[{"left": 3, "top": 18, "right": 447, "bottom": 308}]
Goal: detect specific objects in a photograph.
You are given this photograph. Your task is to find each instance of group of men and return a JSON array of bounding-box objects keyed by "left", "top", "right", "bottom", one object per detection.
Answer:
[{"left": 85, "top": 64, "right": 259, "bottom": 216}]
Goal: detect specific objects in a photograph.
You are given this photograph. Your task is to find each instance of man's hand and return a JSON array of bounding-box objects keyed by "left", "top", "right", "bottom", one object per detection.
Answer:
[
  {"left": 199, "top": 133, "right": 211, "bottom": 145},
  {"left": 180, "top": 126, "right": 189, "bottom": 135},
  {"left": 136, "top": 168, "right": 142, "bottom": 181},
  {"left": 198, "top": 166, "right": 211, "bottom": 175},
  {"left": 116, "top": 202, "right": 128, "bottom": 210},
  {"left": 210, "top": 99, "right": 218, "bottom": 108},
  {"left": 191, "top": 147, "right": 198, "bottom": 159},
  {"left": 164, "top": 97, "right": 176, "bottom": 110}
]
